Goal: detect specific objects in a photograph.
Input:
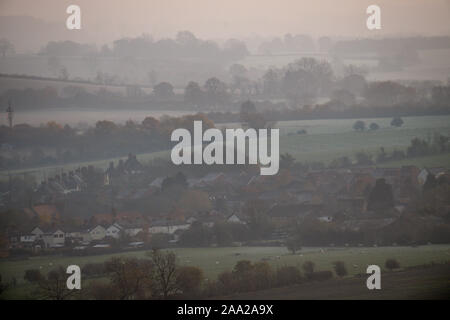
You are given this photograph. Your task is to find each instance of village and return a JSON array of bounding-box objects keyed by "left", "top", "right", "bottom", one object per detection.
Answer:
[{"left": 1, "top": 151, "right": 448, "bottom": 257}]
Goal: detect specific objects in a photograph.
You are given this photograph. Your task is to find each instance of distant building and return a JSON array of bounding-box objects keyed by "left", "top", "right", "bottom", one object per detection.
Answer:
[
  {"left": 30, "top": 227, "right": 65, "bottom": 248},
  {"left": 88, "top": 225, "right": 107, "bottom": 241},
  {"left": 148, "top": 220, "right": 190, "bottom": 234},
  {"left": 317, "top": 216, "right": 333, "bottom": 223},
  {"left": 106, "top": 223, "right": 123, "bottom": 239},
  {"left": 227, "top": 213, "right": 246, "bottom": 224}
]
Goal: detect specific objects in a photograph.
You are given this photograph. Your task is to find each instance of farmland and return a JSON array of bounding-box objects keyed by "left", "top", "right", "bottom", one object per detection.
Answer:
[
  {"left": 220, "top": 263, "right": 450, "bottom": 300},
  {"left": 1, "top": 245, "right": 450, "bottom": 284},
  {"left": 1, "top": 244, "right": 449, "bottom": 299},
  {"left": 2, "top": 114, "right": 450, "bottom": 182},
  {"left": 276, "top": 115, "right": 450, "bottom": 164}
]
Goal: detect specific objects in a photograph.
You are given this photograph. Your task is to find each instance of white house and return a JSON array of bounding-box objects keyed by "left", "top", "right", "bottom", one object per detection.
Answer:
[
  {"left": 30, "top": 227, "right": 65, "bottom": 248},
  {"left": 31, "top": 227, "right": 44, "bottom": 239},
  {"left": 186, "top": 217, "right": 197, "bottom": 224},
  {"left": 317, "top": 216, "right": 333, "bottom": 223},
  {"left": 124, "top": 226, "right": 144, "bottom": 237},
  {"left": 65, "top": 226, "right": 90, "bottom": 240},
  {"left": 20, "top": 234, "right": 36, "bottom": 244},
  {"left": 42, "top": 229, "right": 65, "bottom": 248},
  {"left": 89, "top": 225, "right": 106, "bottom": 241},
  {"left": 106, "top": 223, "right": 123, "bottom": 239},
  {"left": 148, "top": 221, "right": 190, "bottom": 234}
]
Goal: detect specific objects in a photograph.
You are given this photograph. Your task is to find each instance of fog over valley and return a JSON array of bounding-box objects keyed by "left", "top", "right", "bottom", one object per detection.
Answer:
[{"left": 0, "top": 0, "right": 449, "bottom": 302}]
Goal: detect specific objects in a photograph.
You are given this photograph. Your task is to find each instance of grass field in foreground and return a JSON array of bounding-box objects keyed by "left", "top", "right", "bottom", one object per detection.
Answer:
[
  {"left": 220, "top": 263, "right": 450, "bottom": 300},
  {"left": 1, "top": 245, "right": 450, "bottom": 285},
  {"left": 1, "top": 245, "right": 449, "bottom": 299}
]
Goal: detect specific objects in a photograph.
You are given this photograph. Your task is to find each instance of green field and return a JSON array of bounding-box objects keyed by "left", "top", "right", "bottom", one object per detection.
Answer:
[
  {"left": 222, "top": 115, "right": 450, "bottom": 167},
  {"left": 1, "top": 245, "right": 450, "bottom": 285},
  {"left": 2, "top": 115, "right": 450, "bottom": 182},
  {"left": 221, "top": 263, "right": 450, "bottom": 300},
  {"left": 1, "top": 245, "right": 449, "bottom": 299},
  {"left": 277, "top": 115, "right": 450, "bottom": 164}
]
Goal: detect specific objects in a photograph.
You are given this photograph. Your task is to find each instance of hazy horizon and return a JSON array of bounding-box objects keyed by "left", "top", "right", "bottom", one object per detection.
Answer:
[{"left": 1, "top": 0, "right": 450, "bottom": 52}]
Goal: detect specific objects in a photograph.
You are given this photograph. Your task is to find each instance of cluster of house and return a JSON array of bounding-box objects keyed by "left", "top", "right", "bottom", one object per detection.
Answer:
[
  {"left": 5, "top": 157, "right": 449, "bottom": 252},
  {"left": 262, "top": 165, "right": 449, "bottom": 230},
  {"left": 29, "top": 153, "right": 144, "bottom": 204},
  {"left": 9, "top": 211, "right": 245, "bottom": 250},
  {"left": 34, "top": 170, "right": 86, "bottom": 198}
]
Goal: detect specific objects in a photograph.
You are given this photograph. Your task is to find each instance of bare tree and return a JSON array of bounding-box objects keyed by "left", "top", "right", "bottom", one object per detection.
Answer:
[
  {"left": 105, "top": 257, "right": 152, "bottom": 300},
  {"left": 0, "top": 274, "right": 9, "bottom": 295},
  {"left": 148, "top": 249, "right": 178, "bottom": 299},
  {"left": 35, "top": 267, "right": 76, "bottom": 300}
]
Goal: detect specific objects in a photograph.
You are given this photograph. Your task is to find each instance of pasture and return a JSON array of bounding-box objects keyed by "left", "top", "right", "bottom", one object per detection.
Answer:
[
  {"left": 1, "top": 245, "right": 450, "bottom": 286},
  {"left": 277, "top": 115, "right": 450, "bottom": 163},
  {"left": 1, "top": 114, "right": 450, "bottom": 182},
  {"left": 221, "top": 263, "right": 450, "bottom": 300}
]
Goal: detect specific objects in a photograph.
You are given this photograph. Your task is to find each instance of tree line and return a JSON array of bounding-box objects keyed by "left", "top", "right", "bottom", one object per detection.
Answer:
[{"left": 14, "top": 249, "right": 406, "bottom": 300}]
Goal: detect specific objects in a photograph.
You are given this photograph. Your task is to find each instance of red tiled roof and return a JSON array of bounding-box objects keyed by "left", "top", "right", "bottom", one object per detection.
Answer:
[{"left": 25, "top": 205, "right": 60, "bottom": 224}]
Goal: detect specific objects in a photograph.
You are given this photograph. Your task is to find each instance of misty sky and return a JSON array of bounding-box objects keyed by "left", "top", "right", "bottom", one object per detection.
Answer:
[{"left": 1, "top": 0, "right": 450, "bottom": 50}]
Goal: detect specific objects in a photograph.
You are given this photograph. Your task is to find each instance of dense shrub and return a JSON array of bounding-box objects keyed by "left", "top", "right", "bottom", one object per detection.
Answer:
[
  {"left": 88, "top": 281, "right": 120, "bottom": 300},
  {"left": 0, "top": 274, "right": 7, "bottom": 295},
  {"left": 353, "top": 120, "right": 366, "bottom": 131},
  {"left": 104, "top": 257, "right": 153, "bottom": 300},
  {"left": 306, "top": 271, "right": 333, "bottom": 281},
  {"left": 82, "top": 263, "right": 106, "bottom": 277},
  {"left": 176, "top": 266, "right": 204, "bottom": 296},
  {"left": 213, "top": 260, "right": 275, "bottom": 295},
  {"left": 252, "top": 262, "right": 275, "bottom": 290},
  {"left": 302, "top": 261, "right": 315, "bottom": 274},
  {"left": 276, "top": 266, "right": 302, "bottom": 286},
  {"left": 391, "top": 117, "right": 404, "bottom": 127},
  {"left": 216, "top": 271, "right": 235, "bottom": 295},
  {"left": 333, "top": 261, "right": 348, "bottom": 277},
  {"left": 24, "top": 269, "right": 43, "bottom": 283},
  {"left": 385, "top": 258, "right": 400, "bottom": 270}
]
